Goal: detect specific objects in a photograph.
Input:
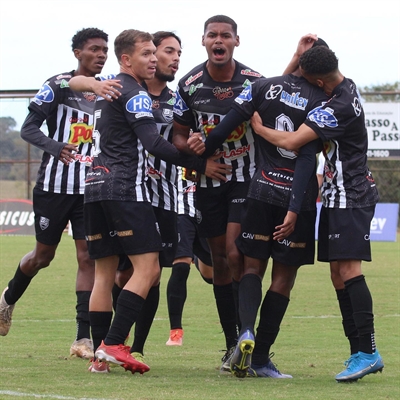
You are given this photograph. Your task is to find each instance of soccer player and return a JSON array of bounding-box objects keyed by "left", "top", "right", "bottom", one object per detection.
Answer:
[
  {"left": 250, "top": 45, "right": 384, "bottom": 382},
  {"left": 173, "top": 15, "right": 263, "bottom": 371},
  {"left": 82, "top": 29, "right": 230, "bottom": 374},
  {"left": 0, "top": 28, "right": 109, "bottom": 360}
]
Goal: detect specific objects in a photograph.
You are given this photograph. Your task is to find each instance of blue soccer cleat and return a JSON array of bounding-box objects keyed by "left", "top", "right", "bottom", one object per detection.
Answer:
[
  {"left": 335, "top": 350, "right": 384, "bottom": 382},
  {"left": 230, "top": 329, "right": 255, "bottom": 378},
  {"left": 248, "top": 353, "right": 293, "bottom": 379}
]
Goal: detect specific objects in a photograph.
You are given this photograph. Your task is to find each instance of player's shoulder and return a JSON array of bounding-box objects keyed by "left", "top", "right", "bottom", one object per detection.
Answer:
[
  {"left": 234, "top": 60, "right": 263, "bottom": 80},
  {"left": 178, "top": 62, "right": 207, "bottom": 87}
]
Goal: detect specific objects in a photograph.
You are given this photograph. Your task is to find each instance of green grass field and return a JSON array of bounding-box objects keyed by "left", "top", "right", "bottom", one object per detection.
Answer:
[{"left": 0, "top": 235, "right": 399, "bottom": 400}]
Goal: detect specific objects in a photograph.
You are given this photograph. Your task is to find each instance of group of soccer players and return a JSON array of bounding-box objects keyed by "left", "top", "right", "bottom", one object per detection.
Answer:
[{"left": 0, "top": 14, "right": 383, "bottom": 382}]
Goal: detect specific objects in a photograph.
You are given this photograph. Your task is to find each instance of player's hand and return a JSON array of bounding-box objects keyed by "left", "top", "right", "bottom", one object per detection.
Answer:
[
  {"left": 187, "top": 132, "right": 205, "bottom": 155},
  {"left": 59, "top": 144, "right": 79, "bottom": 165},
  {"left": 250, "top": 111, "right": 264, "bottom": 135},
  {"left": 295, "top": 33, "right": 318, "bottom": 57},
  {"left": 204, "top": 154, "right": 232, "bottom": 181},
  {"left": 273, "top": 211, "right": 298, "bottom": 241},
  {"left": 93, "top": 79, "right": 122, "bottom": 101},
  {"left": 184, "top": 169, "right": 199, "bottom": 182}
]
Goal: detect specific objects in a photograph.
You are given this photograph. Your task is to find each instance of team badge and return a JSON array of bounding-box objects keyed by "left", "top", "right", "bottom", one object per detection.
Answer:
[
  {"left": 235, "top": 85, "right": 253, "bottom": 105},
  {"left": 32, "top": 83, "right": 54, "bottom": 106},
  {"left": 173, "top": 90, "right": 189, "bottom": 116},
  {"left": 39, "top": 216, "right": 49, "bottom": 231},
  {"left": 307, "top": 105, "right": 338, "bottom": 128}
]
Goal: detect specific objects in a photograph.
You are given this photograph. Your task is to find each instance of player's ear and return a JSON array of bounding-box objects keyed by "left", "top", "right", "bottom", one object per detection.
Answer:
[
  {"left": 73, "top": 48, "right": 81, "bottom": 61},
  {"left": 235, "top": 35, "right": 240, "bottom": 47},
  {"left": 316, "top": 79, "right": 324, "bottom": 88},
  {"left": 201, "top": 35, "right": 205, "bottom": 47}
]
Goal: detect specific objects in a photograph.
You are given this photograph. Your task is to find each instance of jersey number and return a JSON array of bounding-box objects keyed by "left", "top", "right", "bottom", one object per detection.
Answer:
[
  {"left": 92, "top": 109, "right": 102, "bottom": 157},
  {"left": 275, "top": 113, "right": 296, "bottom": 159}
]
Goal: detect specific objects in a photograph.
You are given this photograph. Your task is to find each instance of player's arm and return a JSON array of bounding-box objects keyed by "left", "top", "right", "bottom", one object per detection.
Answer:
[
  {"left": 251, "top": 111, "right": 318, "bottom": 150},
  {"left": 172, "top": 121, "right": 193, "bottom": 153},
  {"left": 68, "top": 76, "right": 122, "bottom": 101},
  {"left": 282, "top": 33, "right": 318, "bottom": 75}
]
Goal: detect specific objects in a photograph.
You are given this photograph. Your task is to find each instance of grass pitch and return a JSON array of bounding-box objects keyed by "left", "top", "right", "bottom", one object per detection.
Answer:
[{"left": 0, "top": 234, "right": 399, "bottom": 400}]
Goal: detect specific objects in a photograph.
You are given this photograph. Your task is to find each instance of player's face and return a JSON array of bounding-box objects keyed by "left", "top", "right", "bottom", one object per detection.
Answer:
[
  {"left": 154, "top": 37, "right": 182, "bottom": 82},
  {"left": 75, "top": 38, "right": 108, "bottom": 77},
  {"left": 202, "top": 22, "right": 239, "bottom": 67},
  {"left": 129, "top": 40, "right": 158, "bottom": 82}
]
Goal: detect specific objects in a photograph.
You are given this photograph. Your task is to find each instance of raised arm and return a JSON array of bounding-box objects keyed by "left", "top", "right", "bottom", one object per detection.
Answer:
[{"left": 68, "top": 76, "right": 122, "bottom": 101}]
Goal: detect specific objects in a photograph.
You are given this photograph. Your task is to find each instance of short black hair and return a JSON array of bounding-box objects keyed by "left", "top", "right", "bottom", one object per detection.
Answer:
[
  {"left": 299, "top": 46, "right": 338, "bottom": 76},
  {"left": 152, "top": 31, "right": 181, "bottom": 48},
  {"left": 114, "top": 29, "right": 153, "bottom": 62},
  {"left": 204, "top": 15, "right": 237, "bottom": 35},
  {"left": 71, "top": 28, "right": 108, "bottom": 51},
  {"left": 312, "top": 37, "right": 329, "bottom": 48}
]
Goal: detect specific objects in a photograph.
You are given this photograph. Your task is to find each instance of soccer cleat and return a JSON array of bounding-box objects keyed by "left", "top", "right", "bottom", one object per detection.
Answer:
[
  {"left": 95, "top": 341, "right": 150, "bottom": 374},
  {"left": 220, "top": 345, "right": 236, "bottom": 374},
  {"left": 0, "top": 287, "right": 15, "bottom": 336},
  {"left": 335, "top": 350, "right": 384, "bottom": 382},
  {"left": 166, "top": 329, "right": 183, "bottom": 346},
  {"left": 70, "top": 338, "right": 94, "bottom": 359},
  {"left": 248, "top": 353, "right": 293, "bottom": 378},
  {"left": 131, "top": 352, "right": 146, "bottom": 365},
  {"left": 88, "top": 358, "right": 110, "bottom": 373},
  {"left": 230, "top": 329, "right": 255, "bottom": 378}
]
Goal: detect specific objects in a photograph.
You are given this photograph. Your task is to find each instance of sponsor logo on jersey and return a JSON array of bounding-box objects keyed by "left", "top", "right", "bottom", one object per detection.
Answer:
[
  {"left": 126, "top": 91, "right": 153, "bottom": 118},
  {"left": 216, "top": 144, "right": 251, "bottom": 160},
  {"left": 69, "top": 123, "right": 93, "bottom": 145},
  {"left": 352, "top": 96, "right": 362, "bottom": 117},
  {"left": 147, "top": 166, "right": 162, "bottom": 179},
  {"left": 85, "top": 165, "right": 110, "bottom": 183},
  {"left": 173, "top": 90, "right": 189, "bottom": 116},
  {"left": 261, "top": 169, "right": 293, "bottom": 185},
  {"left": 280, "top": 91, "right": 309, "bottom": 110},
  {"left": 213, "top": 86, "right": 234, "bottom": 100},
  {"left": 241, "top": 69, "right": 262, "bottom": 78},
  {"left": 235, "top": 85, "right": 253, "bottom": 105},
  {"left": 265, "top": 84, "right": 283, "bottom": 100},
  {"left": 99, "top": 74, "right": 117, "bottom": 81},
  {"left": 60, "top": 79, "right": 69, "bottom": 88},
  {"left": 185, "top": 71, "right": 203, "bottom": 86},
  {"left": 152, "top": 100, "right": 160, "bottom": 109},
  {"left": 83, "top": 92, "right": 97, "bottom": 102},
  {"left": 32, "top": 82, "right": 54, "bottom": 106},
  {"left": 204, "top": 121, "right": 247, "bottom": 143},
  {"left": 188, "top": 83, "right": 203, "bottom": 96},
  {"left": 56, "top": 74, "right": 72, "bottom": 80},
  {"left": 307, "top": 105, "right": 338, "bottom": 128}
]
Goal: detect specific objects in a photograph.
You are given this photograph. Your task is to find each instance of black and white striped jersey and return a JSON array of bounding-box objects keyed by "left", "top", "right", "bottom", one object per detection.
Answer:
[
  {"left": 26, "top": 71, "right": 96, "bottom": 194},
  {"left": 145, "top": 85, "right": 178, "bottom": 212},
  {"left": 176, "top": 166, "right": 197, "bottom": 217},
  {"left": 173, "top": 61, "right": 262, "bottom": 188},
  {"left": 304, "top": 77, "right": 379, "bottom": 209}
]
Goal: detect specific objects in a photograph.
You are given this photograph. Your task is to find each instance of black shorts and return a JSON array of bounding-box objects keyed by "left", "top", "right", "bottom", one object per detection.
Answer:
[
  {"left": 196, "top": 181, "right": 249, "bottom": 238},
  {"left": 317, "top": 206, "right": 375, "bottom": 262},
  {"left": 235, "top": 198, "right": 316, "bottom": 266},
  {"left": 152, "top": 207, "right": 178, "bottom": 267},
  {"left": 33, "top": 187, "right": 85, "bottom": 245},
  {"left": 174, "top": 214, "right": 212, "bottom": 266},
  {"left": 84, "top": 200, "right": 163, "bottom": 259}
]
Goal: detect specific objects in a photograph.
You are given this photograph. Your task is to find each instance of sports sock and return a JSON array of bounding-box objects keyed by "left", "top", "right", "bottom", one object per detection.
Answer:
[
  {"left": 75, "top": 291, "right": 91, "bottom": 340},
  {"left": 345, "top": 275, "right": 375, "bottom": 354},
  {"left": 213, "top": 283, "right": 238, "bottom": 349},
  {"left": 130, "top": 284, "right": 160, "bottom": 354},
  {"left": 252, "top": 290, "right": 289, "bottom": 365},
  {"left": 4, "top": 264, "right": 33, "bottom": 305},
  {"left": 89, "top": 311, "right": 113, "bottom": 354},
  {"left": 112, "top": 283, "right": 123, "bottom": 312},
  {"left": 336, "top": 288, "right": 359, "bottom": 354},
  {"left": 232, "top": 279, "right": 242, "bottom": 332},
  {"left": 166, "top": 262, "right": 190, "bottom": 329},
  {"left": 238, "top": 274, "right": 262, "bottom": 335},
  {"left": 105, "top": 290, "right": 145, "bottom": 346}
]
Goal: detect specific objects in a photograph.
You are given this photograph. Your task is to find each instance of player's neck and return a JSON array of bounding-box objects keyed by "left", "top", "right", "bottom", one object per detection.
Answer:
[
  {"left": 145, "top": 77, "right": 167, "bottom": 96},
  {"left": 206, "top": 59, "right": 236, "bottom": 82}
]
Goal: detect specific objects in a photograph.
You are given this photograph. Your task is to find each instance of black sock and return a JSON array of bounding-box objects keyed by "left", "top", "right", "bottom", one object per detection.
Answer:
[
  {"left": 336, "top": 289, "right": 359, "bottom": 355},
  {"left": 213, "top": 283, "right": 238, "bottom": 349},
  {"left": 345, "top": 275, "right": 375, "bottom": 354},
  {"left": 232, "top": 279, "right": 242, "bottom": 332},
  {"left": 75, "top": 291, "right": 91, "bottom": 340},
  {"left": 105, "top": 290, "right": 145, "bottom": 346},
  {"left": 112, "top": 283, "right": 123, "bottom": 312},
  {"left": 238, "top": 274, "right": 262, "bottom": 335},
  {"left": 4, "top": 264, "right": 33, "bottom": 305},
  {"left": 166, "top": 262, "right": 190, "bottom": 329},
  {"left": 130, "top": 284, "right": 160, "bottom": 354},
  {"left": 252, "top": 290, "right": 290, "bottom": 365},
  {"left": 89, "top": 311, "right": 113, "bottom": 354}
]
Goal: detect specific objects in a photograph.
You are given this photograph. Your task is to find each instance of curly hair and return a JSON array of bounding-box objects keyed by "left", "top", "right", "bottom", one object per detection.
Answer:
[
  {"left": 152, "top": 31, "right": 181, "bottom": 48},
  {"left": 114, "top": 29, "right": 153, "bottom": 61},
  {"left": 71, "top": 27, "right": 108, "bottom": 51},
  {"left": 299, "top": 46, "right": 338, "bottom": 76},
  {"left": 204, "top": 15, "right": 237, "bottom": 35}
]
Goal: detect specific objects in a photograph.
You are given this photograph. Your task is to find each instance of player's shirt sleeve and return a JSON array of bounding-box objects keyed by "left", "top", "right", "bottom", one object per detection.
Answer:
[
  {"left": 20, "top": 75, "right": 66, "bottom": 158},
  {"left": 172, "top": 83, "right": 195, "bottom": 127}
]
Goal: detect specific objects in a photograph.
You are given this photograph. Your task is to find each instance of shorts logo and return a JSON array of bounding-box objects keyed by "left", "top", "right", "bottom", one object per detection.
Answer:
[
  {"left": 196, "top": 210, "right": 202, "bottom": 224},
  {"left": 109, "top": 230, "right": 133, "bottom": 237},
  {"left": 242, "top": 232, "right": 270, "bottom": 241},
  {"left": 86, "top": 234, "right": 102, "bottom": 241},
  {"left": 32, "top": 83, "right": 54, "bottom": 106},
  {"left": 278, "top": 239, "right": 306, "bottom": 248},
  {"left": 39, "top": 216, "right": 49, "bottom": 231}
]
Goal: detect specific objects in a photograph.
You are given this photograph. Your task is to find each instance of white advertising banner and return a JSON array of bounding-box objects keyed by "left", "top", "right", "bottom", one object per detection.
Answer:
[{"left": 363, "top": 102, "right": 400, "bottom": 158}]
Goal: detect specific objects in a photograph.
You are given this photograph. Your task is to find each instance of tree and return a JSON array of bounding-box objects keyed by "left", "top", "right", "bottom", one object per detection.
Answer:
[{"left": 361, "top": 81, "right": 400, "bottom": 102}]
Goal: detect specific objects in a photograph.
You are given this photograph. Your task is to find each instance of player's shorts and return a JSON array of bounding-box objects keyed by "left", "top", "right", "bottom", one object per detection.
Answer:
[
  {"left": 33, "top": 187, "right": 85, "bottom": 245},
  {"left": 152, "top": 207, "right": 178, "bottom": 267},
  {"left": 196, "top": 181, "right": 249, "bottom": 238},
  {"left": 235, "top": 198, "right": 316, "bottom": 266},
  {"left": 174, "top": 214, "right": 212, "bottom": 266},
  {"left": 84, "top": 200, "right": 163, "bottom": 260},
  {"left": 317, "top": 205, "right": 375, "bottom": 262}
]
